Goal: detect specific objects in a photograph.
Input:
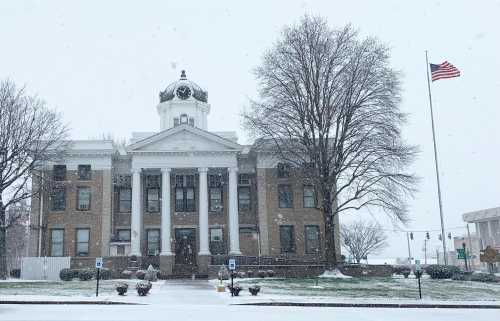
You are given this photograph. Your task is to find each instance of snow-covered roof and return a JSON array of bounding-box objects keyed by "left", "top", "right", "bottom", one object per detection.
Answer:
[
  {"left": 159, "top": 70, "right": 208, "bottom": 103},
  {"left": 67, "top": 140, "right": 114, "bottom": 154},
  {"left": 211, "top": 131, "right": 238, "bottom": 143},
  {"left": 463, "top": 206, "right": 500, "bottom": 222}
]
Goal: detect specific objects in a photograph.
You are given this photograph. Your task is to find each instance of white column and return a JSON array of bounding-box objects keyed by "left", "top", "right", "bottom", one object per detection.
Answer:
[
  {"left": 198, "top": 167, "right": 210, "bottom": 255},
  {"left": 228, "top": 167, "right": 241, "bottom": 255},
  {"left": 130, "top": 168, "right": 142, "bottom": 256},
  {"left": 160, "top": 168, "right": 172, "bottom": 255}
]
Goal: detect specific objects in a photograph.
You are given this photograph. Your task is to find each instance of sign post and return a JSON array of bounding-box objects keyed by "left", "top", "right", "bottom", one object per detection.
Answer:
[
  {"left": 95, "top": 257, "right": 103, "bottom": 297},
  {"left": 228, "top": 259, "right": 236, "bottom": 297},
  {"left": 415, "top": 259, "right": 422, "bottom": 299}
]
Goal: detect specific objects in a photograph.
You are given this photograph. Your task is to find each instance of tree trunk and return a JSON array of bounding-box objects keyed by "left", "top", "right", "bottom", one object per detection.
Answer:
[
  {"left": 0, "top": 200, "right": 7, "bottom": 280},
  {"left": 322, "top": 191, "right": 338, "bottom": 268}
]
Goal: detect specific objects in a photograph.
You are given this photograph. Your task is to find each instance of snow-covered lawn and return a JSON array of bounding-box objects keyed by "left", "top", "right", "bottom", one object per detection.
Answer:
[
  {"left": 1, "top": 276, "right": 499, "bottom": 302},
  {"left": 222, "top": 275, "right": 500, "bottom": 301},
  {"left": 0, "top": 279, "right": 499, "bottom": 321},
  {"left": 0, "top": 279, "right": 125, "bottom": 297}
]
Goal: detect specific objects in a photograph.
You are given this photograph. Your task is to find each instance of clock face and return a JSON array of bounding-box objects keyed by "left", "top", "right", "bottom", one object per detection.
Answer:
[{"left": 176, "top": 85, "right": 191, "bottom": 100}]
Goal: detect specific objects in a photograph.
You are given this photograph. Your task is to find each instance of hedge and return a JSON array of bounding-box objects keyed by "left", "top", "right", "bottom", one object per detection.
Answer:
[
  {"left": 78, "top": 268, "right": 95, "bottom": 281},
  {"left": 424, "top": 264, "right": 460, "bottom": 279},
  {"left": 59, "top": 268, "right": 78, "bottom": 281}
]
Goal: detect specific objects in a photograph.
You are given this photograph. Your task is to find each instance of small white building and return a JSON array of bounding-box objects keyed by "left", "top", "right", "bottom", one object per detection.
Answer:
[{"left": 463, "top": 206, "right": 500, "bottom": 271}]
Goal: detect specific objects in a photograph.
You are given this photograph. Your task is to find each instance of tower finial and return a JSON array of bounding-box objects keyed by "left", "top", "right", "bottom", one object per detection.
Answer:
[{"left": 180, "top": 70, "right": 186, "bottom": 79}]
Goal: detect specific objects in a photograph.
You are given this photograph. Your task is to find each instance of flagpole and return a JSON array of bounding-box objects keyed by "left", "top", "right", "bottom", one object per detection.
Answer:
[{"left": 425, "top": 50, "right": 448, "bottom": 265}]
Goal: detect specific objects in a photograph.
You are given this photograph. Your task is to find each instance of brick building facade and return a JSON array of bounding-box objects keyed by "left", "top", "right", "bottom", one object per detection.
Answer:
[{"left": 29, "top": 71, "right": 341, "bottom": 276}]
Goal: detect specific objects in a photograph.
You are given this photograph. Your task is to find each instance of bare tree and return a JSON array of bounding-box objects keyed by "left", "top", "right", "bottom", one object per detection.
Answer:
[
  {"left": 341, "top": 220, "right": 388, "bottom": 263},
  {"left": 0, "top": 79, "right": 68, "bottom": 279},
  {"left": 244, "top": 16, "right": 417, "bottom": 267},
  {"left": 5, "top": 201, "right": 30, "bottom": 273}
]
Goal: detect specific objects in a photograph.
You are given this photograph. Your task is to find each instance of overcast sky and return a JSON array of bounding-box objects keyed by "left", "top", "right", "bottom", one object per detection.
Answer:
[{"left": 1, "top": 0, "right": 499, "bottom": 260}]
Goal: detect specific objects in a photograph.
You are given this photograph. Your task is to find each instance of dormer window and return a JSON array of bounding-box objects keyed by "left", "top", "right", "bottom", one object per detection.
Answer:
[
  {"left": 189, "top": 117, "right": 194, "bottom": 126},
  {"left": 180, "top": 114, "right": 188, "bottom": 124},
  {"left": 174, "top": 118, "right": 180, "bottom": 126}
]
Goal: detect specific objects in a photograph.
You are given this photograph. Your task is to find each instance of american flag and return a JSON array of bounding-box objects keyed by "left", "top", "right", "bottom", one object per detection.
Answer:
[{"left": 430, "top": 61, "right": 461, "bottom": 81}]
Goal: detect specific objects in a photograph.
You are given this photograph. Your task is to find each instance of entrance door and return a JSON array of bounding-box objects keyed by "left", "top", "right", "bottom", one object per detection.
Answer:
[{"left": 175, "top": 228, "right": 196, "bottom": 265}]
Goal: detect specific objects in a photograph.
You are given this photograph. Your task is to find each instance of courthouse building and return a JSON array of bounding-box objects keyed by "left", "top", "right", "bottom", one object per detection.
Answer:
[{"left": 29, "top": 71, "right": 340, "bottom": 276}]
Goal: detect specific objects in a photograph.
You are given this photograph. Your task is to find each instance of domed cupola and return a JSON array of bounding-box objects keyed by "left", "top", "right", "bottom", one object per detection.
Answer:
[
  {"left": 159, "top": 70, "right": 208, "bottom": 103},
  {"left": 157, "top": 70, "right": 211, "bottom": 131}
]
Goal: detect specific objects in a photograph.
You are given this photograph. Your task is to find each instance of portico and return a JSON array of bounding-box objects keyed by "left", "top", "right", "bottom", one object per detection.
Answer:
[{"left": 127, "top": 123, "right": 243, "bottom": 273}]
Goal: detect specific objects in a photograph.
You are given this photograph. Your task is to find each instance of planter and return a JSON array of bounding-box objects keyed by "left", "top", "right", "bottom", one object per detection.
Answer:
[
  {"left": 249, "top": 286, "right": 261, "bottom": 296},
  {"left": 227, "top": 285, "right": 242, "bottom": 296},
  {"left": 136, "top": 281, "right": 152, "bottom": 296},
  {"left": 115, "top": 282, "right": 128, "bottom": 296}
]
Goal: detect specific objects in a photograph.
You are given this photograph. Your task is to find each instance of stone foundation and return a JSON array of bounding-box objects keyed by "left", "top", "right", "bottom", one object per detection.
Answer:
[
  {"left": 338, "top": 264, "right": 393, "bottom": 277},
  {"left": 159, "top": 255, "right": 174, "bottom": 275},
  {"left": 208, "top": 264, "right": 326, "bottom": 279}
]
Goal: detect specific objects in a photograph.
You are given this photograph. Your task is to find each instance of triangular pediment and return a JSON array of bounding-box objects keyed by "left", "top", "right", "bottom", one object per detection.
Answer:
[{"left": 128, "top": 125, "right": 241, "bottom": 152}]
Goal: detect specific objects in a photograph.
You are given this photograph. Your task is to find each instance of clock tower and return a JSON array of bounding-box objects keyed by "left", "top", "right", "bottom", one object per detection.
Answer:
[{"left": 157, "top": 70, "right": 211, "bottom": 130}]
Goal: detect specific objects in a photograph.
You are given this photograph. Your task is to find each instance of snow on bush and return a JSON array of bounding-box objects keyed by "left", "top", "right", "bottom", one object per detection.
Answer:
[
  {"left": 59, "top": 268, "right": 78, "bottom": 281},
  {"left": 144, "top": 266, "right": 158, "bottom": 282},
  {"left": 121, "top": 270, "right": 133, "bottom": 279},
  {"left": 319, "top": 269, "right": 352, "bottom": 279},
  {"left": 424, "top": 264, "right": 460, "bottom": 279},
  {"left": 257, "top": 270, "right": 267, "bottom": 278},
  {"left": 115, "top": 282, "right": 129, "bottom": 295},
  {"left": 136, "top": 280, "right": 152, "bottom": 296},
  {"left": 393, "top": 265, "right": 411, "bottom": 275},
  {"left": 135, "top": 270, "right": 146, "bottom": 280},
  {"left": 470, "top": 273, "right": 498, "bottom": 283},
  {"left": 98, "top": 268, "right": 112, "bottom": 280},
  {"left": 78, "top": 269, "right": 95, "bottom": 281}
]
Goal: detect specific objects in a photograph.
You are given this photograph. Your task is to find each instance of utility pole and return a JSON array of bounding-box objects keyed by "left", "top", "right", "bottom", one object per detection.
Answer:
[
  {"left": 424, "top": 239, "right": 428, "bottom": 265},
  {"left": 406, "top": 232, "right": 412, "bottom": 264}
]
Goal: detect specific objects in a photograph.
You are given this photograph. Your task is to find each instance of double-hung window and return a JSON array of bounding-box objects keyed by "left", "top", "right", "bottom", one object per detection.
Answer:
[
  {"left": 51, "top": 186, "right": 66, "bottom": 211},
  {"left": 76, "top": 228, "right": 90, "bottom": 256},
  {"left": 305, "top": 225, "right": 320, "bottom": 254},
  {"left": 238, "top": 187, "right": 251, "bottom": 211},
  {"left": 53, "top": 165, "right": 66, "bottom": 181},
  {"left": 175, "top": 175, "right": 196, "bottom": 212},
  {"left": 303, "top": 185, "right": 316, "bottom": 208},
  {"left": 209, "top": 228, "right": 224, "bottom": 254},
  {"left": 78, "top": 165, "right": 91, "bottom": 180},
  {"left": 119, "top": 188, "right": 132, "bottom": 212},
  {"left": 280, "top": 225, "right": 295, "bottom": 253},
  {"left": 238, "top": 174, "right": 251, "bottom": 211},
  {"left": 277, "top": 163, "right": 290, "bottom": 178},
  {"left": 50, "top": 229, "right": 64, "bottom": 257},
  {"left": 145, "top": 175, "right": 160, "bottom": 213},
  {"left": 77, "top": 187, "right": 91, "bottom": 211},
  {"left": 278, "top": 184, "right": 293, "bottom": 208},
  {"left": 146, "top": 188, "right": 160, "bottom": 212},
  {"left": 209, "top": 174, "right": 223, "bottom": 212},
  {"left": 146, "top": 229, "right": 160, "bottom": 256},
  {"left": 117, "top": 229, "right": 131, "bottom": 242}
]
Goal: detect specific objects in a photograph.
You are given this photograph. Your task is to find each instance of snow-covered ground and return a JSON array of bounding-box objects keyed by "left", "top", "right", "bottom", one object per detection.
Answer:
[{"left": 0, "top": 280, "right": 499, "bottom": 321}]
